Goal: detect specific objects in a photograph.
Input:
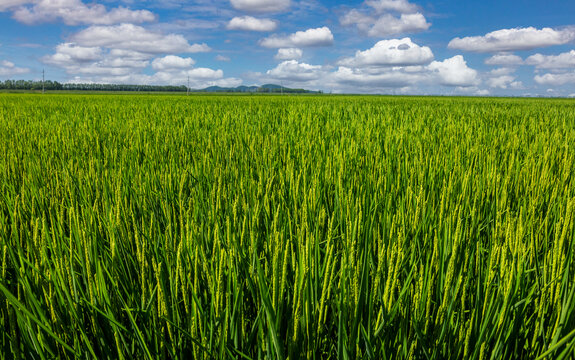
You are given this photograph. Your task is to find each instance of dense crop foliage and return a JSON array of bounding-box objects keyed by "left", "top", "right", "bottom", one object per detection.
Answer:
[{"left": 1, "top": 94, "right": 574, "bottom": 359}]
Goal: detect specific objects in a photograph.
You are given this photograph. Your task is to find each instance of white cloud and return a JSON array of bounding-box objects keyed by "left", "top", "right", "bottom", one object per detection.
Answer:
[
  {"left": 509, "top": 82, "right": 524, "bottom": 90},
  {"left": 260, "top": 27, "right": 333, "bottom": 48},
  {"left": 448, "top": 27, "right": 575, "bottom": 52},
  {"left": 487, "top": 75, "right": 523, "bottom": 89},
  {"left": 485, "top": 54, "right": 524, "bottom": 66},
  {"left": 151, "top": 55, "right": 195, "bottom": 70},
  {"left": 56, "top": 60, "right": 240, "bottom": 89},
  {"left": 230, "top": 0, "right": 290, "bottom": 13},
  {"left": 43, "top": 43, "right": 103, "bottom": 66},
  {"left": 367, "top": 13, "right": 430, "bottom": 37},
  {"left": 488, "top": 67, "right": 516, "bottom": 76},
  {"left": 62, "top": 64, "right": 140, "bottom": 76},
  {"left": 43, "top": 43, "right": 150, "bottom": 76},
  {"left": 333, "top": 66, "right": 425, "bottom": 87},
  {"left": 255, "top": 51, "right": 485, "bottom": 94},
  {"left": 158, "top": 18, "right": 221, "bottom": 32},
  {"left": 205, "top": 77, "right": 244, "bottom": 88},
  {"left": 97, "top": 57, "right": 149, "bottom": 70},
  {"left": 266, "top": 60, "right": 324, "bottom": 81},
  {"left": 0, "top": 60, "right": 30, "bottom": 76},
  {"left": 70, "top": 68, "right": 241, "bottom": 88},
  {"left": 534, "top": 72, "right": 575, "bottom": 86},
  {"left": 526, "top": 50, "right": 575, "bottom": 69},
  {"left": 185, "top": 68, "right": 223, "bottom": 80},
  {"left": 227, "top": 16, "right": 278, "bottom": 31},
  {"left": 42, "top": 33, "right": 237, "bottom": 88},
  {"left": 340, "top": 0, "right": 430, "bottom": 37},
  {"left": 448, "top": 86, "right": 490, "bottom": 96},
  {"left": 11, "top": 0, "right": 156, "bottom": 25},
  {"left": 275, "top": 48, "right": 303, "bottom": 60},
  {"left": 122, "top": 68, "right": 242, "bottom": 88},
  {"left": 216, "top": 55, "right": 231, "bottom": 61},
  {"left": 108, "top": 49, "right": 150, "bottom": 61},
  {"left": 428, "top": 55, "right": 478, "bottom": 87},
  {"left": 365, "top": 0, "right": 418, "bottom": 13},
  {"left": 338, "top": 38, "right": 433, "bottom": 67},
  {"left": 0, "top": 0, "right": 29, "bottom": 11},
  {"left": 72, "top": 24, "right": 211, "bottom": 54}
]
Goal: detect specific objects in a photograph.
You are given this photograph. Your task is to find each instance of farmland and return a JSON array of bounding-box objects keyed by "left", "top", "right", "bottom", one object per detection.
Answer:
[{"left": 0, "top": 94, "right": 574, "bottom": 359}]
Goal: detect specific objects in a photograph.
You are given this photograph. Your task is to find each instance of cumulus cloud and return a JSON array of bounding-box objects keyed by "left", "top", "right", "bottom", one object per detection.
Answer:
[
  {"left": 428, "top": 55, "right": 478, "bottom": 87},
  {"left": 483, "top": 68, "right": 525, "bottom": 91},
  {"left": 485, "top": 54, "right": 524, "bottom": 66},
  {"left": 182, "top": 68, "right": 222, "bottom": 80},
  {"left": 72, "top": 24, "right": 211, "bottom": 54},
  {"left": 333, "top": 66, "right": 425, "bottom": 87},
  {"left": 448, "top": 27, "right": 575, "bottom": 52},
  {"left": 0, "top": 60, "right": 30, "bottom": 76},
  {"left": 525, "top": 50, "right": 575, "bottom": 69},
  {"left": 71, "top": 69, "right": 242, "bottom": 89},
  {"left": 474, "top": 89, "right": 491, "bottom": 96},
  {"left": 42, "top": 32, "right": 236, "bottom": 88},
  {"left": 227, "top": 16, "right": 277, "bottom": 31},
  {"left": 260, "top": 27, "right": 333, "bottom": 48},
  {"left": 338, "top": 38, "right": 433, "bottom": 67},
  {"left": 333, "top": 55, "right": 478, "bottom": 90},
  {"left": 365, "top": 0, "right": 418, "bottom": 13},
  {"left": 216, "top": 55, "right": 231, "bottom": 61},
  {"left": 0, "top": 0, "right": 29, "bottom": 11},
  {"left": 52, "top": 56, "right": 240, "bottom": 88},
  {"left": 486, "top": 75, "right": 523, "bottom": 89},
  {"left": 487, "top": 67, "right": 516, "bottom": 76},
  {"left": 43, "top": 43, "right": 103, "bottom": 66},
  {"left": 342, "top": 13, "right": 430, "bottom": 37},
  {"left": 266, "top": 60, "right": 324, "bottom": 81},
  {"left": 230, "top": 0, "right": 290, "bottom": 13},
  {"left": 43, "top": 43, "right": 150, "bottom": 76},
  {"left": 254, "top": 50, "right": 484, "bottom": 94},
  {"left": 534, "top": 72, "right": 575, "bottom": 86},
  {"left": 9, "top": 0, "right": 155, "bottom": 25},
  {"left": 275, "top": 48, "right": 303, "bottom": 60},
  {"left": 151, "top": 55, "right": 195, "bottom": 70},
  {"left": 340, "top": 0, "right": 430, "bottom": 37}
]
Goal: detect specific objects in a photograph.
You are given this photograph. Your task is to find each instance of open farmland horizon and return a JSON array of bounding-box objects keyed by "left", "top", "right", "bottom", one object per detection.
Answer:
[
  {"left": 2, "top": 84, "right": 575, "bottom": 98},
  {"left": 1, "top": 93, "right": 574, "bottom": 358}
]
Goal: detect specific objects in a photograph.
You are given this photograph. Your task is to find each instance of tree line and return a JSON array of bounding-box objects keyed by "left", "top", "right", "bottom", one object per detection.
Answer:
[
  {"left": 0, "top": 79, "right": 322, "bottom": 93},
  {"left": 0, "top": 80, "right": 188, "bottom": 92}
]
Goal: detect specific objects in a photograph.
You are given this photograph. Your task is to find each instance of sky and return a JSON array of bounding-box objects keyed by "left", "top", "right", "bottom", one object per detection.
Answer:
[{"left": 1, "top": 0, "right": 575, "bottom": 96}]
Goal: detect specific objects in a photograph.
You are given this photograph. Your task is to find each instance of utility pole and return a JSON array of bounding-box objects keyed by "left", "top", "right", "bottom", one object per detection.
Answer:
[
  {"left": 42, "top": 69, "right": 45, "bottom": 94},
  {"left": 187, "top": 75, "right": 190, "bottom": 96}
]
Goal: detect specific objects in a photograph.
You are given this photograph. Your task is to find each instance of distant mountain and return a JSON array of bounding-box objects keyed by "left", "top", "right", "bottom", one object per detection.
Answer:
[
  {"left": 193, "top": 84, "right": 320, "bottom": 94},
  {"left": 260, "top": 84, "right": 283, "bottom": 90}
]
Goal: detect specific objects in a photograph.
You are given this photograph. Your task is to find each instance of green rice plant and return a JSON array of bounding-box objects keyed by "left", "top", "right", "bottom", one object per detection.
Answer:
[{"left": 0, "top": 93, "right": 574, "bottom": 359}]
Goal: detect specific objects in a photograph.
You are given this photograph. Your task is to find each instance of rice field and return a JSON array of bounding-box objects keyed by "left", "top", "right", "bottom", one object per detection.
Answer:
[{"left": 0, "top": 94, "right": 574, "bottom": 359}]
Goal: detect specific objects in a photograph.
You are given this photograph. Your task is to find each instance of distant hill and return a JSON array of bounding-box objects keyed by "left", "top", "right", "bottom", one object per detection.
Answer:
[{"left": 194, "top": 84, "right": 321, "bottom": 94}]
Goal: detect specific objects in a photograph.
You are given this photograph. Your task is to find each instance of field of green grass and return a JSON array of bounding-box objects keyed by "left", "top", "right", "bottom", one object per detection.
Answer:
[{"left": 1, "top": 94, "right": 574, "bottom": 359}]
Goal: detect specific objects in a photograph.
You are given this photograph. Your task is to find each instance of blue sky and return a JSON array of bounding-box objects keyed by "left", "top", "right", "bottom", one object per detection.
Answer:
[{"left": 1, "top": 0, "right": 575, "bottom": 95}]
